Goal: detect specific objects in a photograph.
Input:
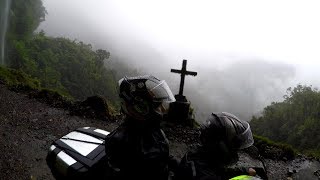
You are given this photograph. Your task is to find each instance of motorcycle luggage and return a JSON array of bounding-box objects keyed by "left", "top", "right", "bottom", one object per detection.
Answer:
[{"left": 46, "top": 127, "right": 109, "bottom": 179}]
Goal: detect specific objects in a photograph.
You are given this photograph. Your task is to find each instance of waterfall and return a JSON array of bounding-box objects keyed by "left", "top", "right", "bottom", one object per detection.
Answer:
[{"left": 0, "top": 0, "right": 11, "bottom": 65}]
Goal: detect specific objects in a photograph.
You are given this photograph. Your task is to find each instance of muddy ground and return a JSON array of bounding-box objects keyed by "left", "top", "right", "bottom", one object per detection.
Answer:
[{"left": 0, "top": 84, "right": 319, "bottom": 180}]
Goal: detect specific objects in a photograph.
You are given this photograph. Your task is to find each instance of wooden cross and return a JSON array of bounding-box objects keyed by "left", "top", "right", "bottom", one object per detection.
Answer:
[{"left": 171, "top": 60, "right": 197, "bottom": 96}]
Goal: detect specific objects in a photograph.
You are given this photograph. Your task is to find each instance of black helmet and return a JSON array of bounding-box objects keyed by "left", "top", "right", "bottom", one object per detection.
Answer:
[
  {"left": 118, "top": 75, "right": 175, "bottom": 120},
  {"left": 200, "top": 112, "right": 254, "bottom": 151}
]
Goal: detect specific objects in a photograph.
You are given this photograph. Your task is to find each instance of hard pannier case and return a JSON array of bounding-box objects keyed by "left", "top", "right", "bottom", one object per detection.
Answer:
[{"left": 46, "top": 127, "right": 109, "bottom": 179}]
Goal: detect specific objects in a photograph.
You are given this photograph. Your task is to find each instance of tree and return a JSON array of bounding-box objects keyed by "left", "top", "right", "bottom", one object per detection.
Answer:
[
  {"left": 7, "top": 0, "right": 46, "bottom": 41},
  {"left": 251, "top": 84, "right": 320, "bottom": 154}
]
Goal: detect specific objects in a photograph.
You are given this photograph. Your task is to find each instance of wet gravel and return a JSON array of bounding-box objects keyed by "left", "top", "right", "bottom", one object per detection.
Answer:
[{"left": 0, "top": 84, "right": 119, "bottom": 180}]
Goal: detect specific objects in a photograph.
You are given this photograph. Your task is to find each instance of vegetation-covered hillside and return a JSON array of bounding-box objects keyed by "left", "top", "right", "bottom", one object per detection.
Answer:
[
  {"left": 10, "top": 33, "right": 118, "bottom": 101},
  {"left": 251, "top": 84, "right": 320, "bottom": 157},
  {"left": 4, "top": 0, "right": 118, "bottom": 103}
]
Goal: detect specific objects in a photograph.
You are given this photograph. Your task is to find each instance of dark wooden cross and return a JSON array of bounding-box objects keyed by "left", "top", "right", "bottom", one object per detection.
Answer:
[{"left": 171, "top": 60, "right": 197, "bottom": 96}]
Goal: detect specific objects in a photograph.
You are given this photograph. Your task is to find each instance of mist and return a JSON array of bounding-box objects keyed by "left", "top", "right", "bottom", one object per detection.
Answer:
[{"left": 38, "top": 0, "right": 319, "bottom": 122}]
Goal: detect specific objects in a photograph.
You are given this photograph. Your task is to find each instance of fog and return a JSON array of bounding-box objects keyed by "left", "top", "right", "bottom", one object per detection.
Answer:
[{"left": 38, "top": 0, "right": 320, "bottom": 121}]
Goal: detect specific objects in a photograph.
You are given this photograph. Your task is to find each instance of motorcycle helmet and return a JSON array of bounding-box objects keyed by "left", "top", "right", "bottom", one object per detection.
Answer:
[
  {"left": 118, "top": 75, "right": 175, "bottom": 120},
  {"left": 200, "top": 112, "right": 254, "bottom": 151}
]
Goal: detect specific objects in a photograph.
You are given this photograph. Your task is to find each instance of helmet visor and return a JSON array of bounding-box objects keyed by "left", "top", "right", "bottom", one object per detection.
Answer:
[
  {"left": 146, "top": 80, "right": 175, "bottom": 115},
  {"left": 221, "top": 112, "right": 254, "bottom": 149},
  {"left": 146, "top": 80, "right": 176, "bottom": 102},
  {"left": 237, "top": 121, "right": 254, "bottom": 149}
]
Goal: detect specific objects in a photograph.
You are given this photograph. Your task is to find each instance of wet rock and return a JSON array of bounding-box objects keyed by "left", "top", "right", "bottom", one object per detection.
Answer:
[
  {"left": 287, "top": 168, "right": 297, "bottom": 176},
  {"left": 70, "top": 95, "right": 112, "bottom": 121}
]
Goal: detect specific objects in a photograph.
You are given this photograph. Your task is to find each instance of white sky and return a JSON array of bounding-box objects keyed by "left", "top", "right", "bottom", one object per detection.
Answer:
[{"left": 109, "top": 0, "right": 320, "bottom": 64}]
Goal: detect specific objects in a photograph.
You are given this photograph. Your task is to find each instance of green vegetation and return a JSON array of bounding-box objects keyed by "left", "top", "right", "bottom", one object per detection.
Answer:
[
  {"left": 0, "top": 65, "right": 74, "bottom": 106},
  {"left": 253, "top": 134, "right": 296, "bottom": 160},
  {"left": 9, "top": 33, "right": 118, "bottom": 101},
  {"left": 7, "top": 0, "right": 46, "bottom": 41},
  {"left": 0, "top": 65, "right": 40, "bottom": 90},
  {"left": 4, "top": 0, "right": 119, "bottom": 107},
  {"left": 251, "top": 84, "right": 320, "bottom": 157}
]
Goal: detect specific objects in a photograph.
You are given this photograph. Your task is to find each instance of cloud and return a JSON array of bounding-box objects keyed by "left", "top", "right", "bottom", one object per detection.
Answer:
[
  {"left": 39, "top": 0, "right": 303, "bottom": 122},
  {"left": 183, "top": 60, "right": 296, "bottom": 122}
]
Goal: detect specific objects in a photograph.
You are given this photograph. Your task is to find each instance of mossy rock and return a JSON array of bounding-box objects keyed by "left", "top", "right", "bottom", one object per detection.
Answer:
[{"left": 253, "top": 135, "right": 296, "bottom": 160}]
